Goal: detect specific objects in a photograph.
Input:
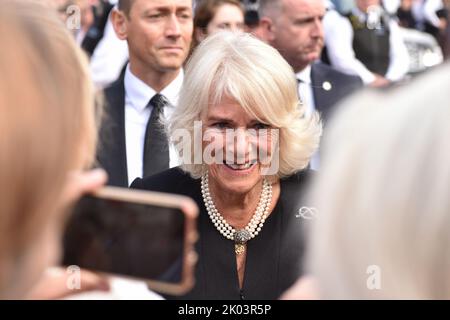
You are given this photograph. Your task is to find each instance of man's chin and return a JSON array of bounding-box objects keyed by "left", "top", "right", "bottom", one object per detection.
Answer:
[
  {"left": 155, "top": 63, "right": 183, "bottom": 73},
  {"left": 305, "top": 52, "right": 321, "bottom": 63},
  {"left": 157, "top": 57, "right": 186, "bottom": 70}
]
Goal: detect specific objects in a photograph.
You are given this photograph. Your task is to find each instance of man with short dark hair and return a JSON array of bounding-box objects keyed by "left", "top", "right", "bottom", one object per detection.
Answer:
[
  {"left": 97, "top": 0, "right": 193, "bottom": 187},
  {"left": 117, "top": 0, "right": 133, "bottom": 14}
]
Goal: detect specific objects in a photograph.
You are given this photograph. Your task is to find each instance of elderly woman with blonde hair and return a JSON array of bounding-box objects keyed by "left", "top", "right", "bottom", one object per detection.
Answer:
[
  {"left": 131, "top": 31, "right": 322, "bottom": 299},
  {"left": 283, "top": 62, "right": 450, "bottom": 300},
  {"left": 0, "top": 1, "right": 107, "bottom": 299}
]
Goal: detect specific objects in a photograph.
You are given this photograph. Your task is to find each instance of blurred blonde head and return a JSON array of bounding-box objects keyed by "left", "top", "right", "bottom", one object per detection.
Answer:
[
  {"left": 169, "top": 31, "right": 321, "bottom": 179},
  {"left": 306, "top": 63, "right": 450, "bottom": 299},
  {"left": 0, "top": 0, "right": 96, "bottom": 298}
]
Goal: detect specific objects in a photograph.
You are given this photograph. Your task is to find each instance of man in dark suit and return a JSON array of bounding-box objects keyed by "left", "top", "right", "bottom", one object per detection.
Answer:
[
  {"left": 258, "top": 0, "right": 362, "bottom": 124},
  {"left": 97, "top": 0, "right": 193, "bottom": 187}
]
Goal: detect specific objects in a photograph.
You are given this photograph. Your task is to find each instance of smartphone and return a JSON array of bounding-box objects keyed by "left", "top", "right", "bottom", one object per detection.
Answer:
[{"left": 62, "top": 186, "right": 198, "bottom": 296}]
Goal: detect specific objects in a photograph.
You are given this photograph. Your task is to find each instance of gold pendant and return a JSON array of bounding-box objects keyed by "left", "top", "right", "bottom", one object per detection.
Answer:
[{"left": 235, "top": 243, "right": 245, "bottom": 255}]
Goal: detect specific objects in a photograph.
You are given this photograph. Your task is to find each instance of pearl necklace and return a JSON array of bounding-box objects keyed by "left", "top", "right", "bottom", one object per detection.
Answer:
[{"left": 200, "top": 172, "right": 272, "bottom": 255}]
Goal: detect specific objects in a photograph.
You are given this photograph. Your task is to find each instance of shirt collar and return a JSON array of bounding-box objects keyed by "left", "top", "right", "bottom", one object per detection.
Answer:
[
  {"left": 124, "top": 64, "right": 183, "bottom": 111},
  {"left": 352, "top": 6, "right": 367, "bottom": 22},
  {"left": 296, "top": 65, "right": 312, "bottom": 85},
  {"left": 160, "top": 69, "right": 183, "bottom": 107}
]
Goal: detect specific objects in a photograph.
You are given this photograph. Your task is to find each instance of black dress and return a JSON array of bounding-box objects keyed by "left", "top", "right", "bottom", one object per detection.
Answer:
[{"left": 131, "top": 167, "right": 313, "bottom": 300}]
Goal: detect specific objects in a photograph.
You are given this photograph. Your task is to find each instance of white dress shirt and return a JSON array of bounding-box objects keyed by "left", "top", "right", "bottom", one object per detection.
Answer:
[
  {"left": 324, "top": 6, "right": 410, "bottom": 84},
  {"left": 412, "top": 0, "right": 445, "bottom": 28},
  {"left": 424, "top": 0, "right": 445, "bottom": 28},
  {"left": 297, "top": 65, "right": 315, "bottom": 117},
  {"left": 382, "top": 0, "right": 401, "bottom": 15},
  {"left": 296, "top": 66, "right": 320, "bottom": 170},
  {"left": 124, "top": 65, "right": 183, "bottom": 186},
  {"left": 90, "top": 6, "right": 129, "bottom": 89}
]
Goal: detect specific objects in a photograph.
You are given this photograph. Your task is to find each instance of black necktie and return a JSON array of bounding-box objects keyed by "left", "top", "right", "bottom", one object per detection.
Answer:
[
  {"left": 143, "top": 93, "right": 170, "bottom": 178},
  {"left": 297, "top": 78, "right": 305, "bottom": 106}
]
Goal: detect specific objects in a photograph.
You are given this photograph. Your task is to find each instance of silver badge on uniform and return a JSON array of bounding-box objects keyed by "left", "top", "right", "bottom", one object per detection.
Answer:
[{"left": 322, "top": 81, "right": 332, "bottom": 91}]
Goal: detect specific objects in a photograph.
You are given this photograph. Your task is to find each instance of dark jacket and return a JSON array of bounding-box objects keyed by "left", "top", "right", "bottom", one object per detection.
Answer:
[
  {"left": 311, "top": 62, "right": 363, "bottom": 124},
  {"left": 131, "top": 167, "right": 315, "bottom": 300}
]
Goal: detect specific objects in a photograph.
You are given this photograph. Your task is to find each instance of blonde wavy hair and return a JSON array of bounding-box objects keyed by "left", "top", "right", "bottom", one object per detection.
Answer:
[
  {"left": 169, "top": 31, "right": 322, "bottom": 179},
  {"left": 0, "top": 1, "right": 96, "bottom": 296}
]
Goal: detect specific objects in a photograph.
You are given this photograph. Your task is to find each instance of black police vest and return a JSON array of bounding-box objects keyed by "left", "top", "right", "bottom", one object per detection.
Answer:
[{"left": 346, "top": 12, "right": 391, "bottom": 76}]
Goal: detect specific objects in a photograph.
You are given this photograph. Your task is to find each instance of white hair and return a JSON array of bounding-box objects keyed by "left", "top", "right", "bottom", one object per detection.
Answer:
[{"left": 168, "top": 31, "right": 322, "bottom": 178}]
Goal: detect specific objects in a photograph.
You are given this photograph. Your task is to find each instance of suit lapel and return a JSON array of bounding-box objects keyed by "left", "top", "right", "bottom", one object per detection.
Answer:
[
  {"left": 97, "top": 75, "right": 128, "bottom": 187},
  {"left": 311, "top": 63, "right": 333, "bottom": 123}
]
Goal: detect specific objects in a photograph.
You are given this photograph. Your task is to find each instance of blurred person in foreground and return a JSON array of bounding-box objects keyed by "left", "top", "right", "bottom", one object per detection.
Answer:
[
  {"left": 132, "top": 31, "right": 322, "bottom": 299},
  {"left": 283, "top": 62, "right": 450, "bottom": 299},
  {"left": 0, "top": 0, "right": 108, "bottom": 299}
]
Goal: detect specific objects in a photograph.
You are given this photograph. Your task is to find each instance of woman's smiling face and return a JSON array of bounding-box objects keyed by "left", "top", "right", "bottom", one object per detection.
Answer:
[{"left": 202, "top": 94, "right": 277, "bottom": 195}]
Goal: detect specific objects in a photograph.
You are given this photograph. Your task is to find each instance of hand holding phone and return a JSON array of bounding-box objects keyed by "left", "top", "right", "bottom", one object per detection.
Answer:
[{"left": 62, "top": 187, "right": 198, "bottom": 296}]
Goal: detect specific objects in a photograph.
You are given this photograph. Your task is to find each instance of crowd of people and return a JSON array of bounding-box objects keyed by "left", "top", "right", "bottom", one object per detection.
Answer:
[
  {"left": 0, "top": 0, "right": 449, "bottom": 300},
  {"left": 55, "top": 0, "right": 450, "bottom": 88}
]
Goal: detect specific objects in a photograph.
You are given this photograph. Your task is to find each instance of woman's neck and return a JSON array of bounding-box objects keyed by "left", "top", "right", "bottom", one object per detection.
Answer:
[{"left": 208, "top": 179, "right": 264, "bottom": 229}]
